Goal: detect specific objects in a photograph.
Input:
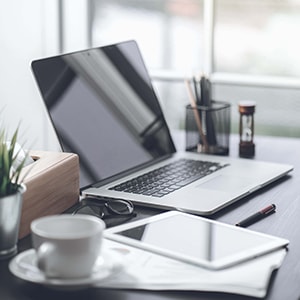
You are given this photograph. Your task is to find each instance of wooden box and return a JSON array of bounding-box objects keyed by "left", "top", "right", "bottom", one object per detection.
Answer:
[{"left": 19, "top": 151, "right": 80, "bottom": 239}]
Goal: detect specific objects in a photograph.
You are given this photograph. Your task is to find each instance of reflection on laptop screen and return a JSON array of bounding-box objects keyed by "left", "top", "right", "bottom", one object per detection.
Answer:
[{"left": 32, "top": 40, "right": 176, "bottom": 189}]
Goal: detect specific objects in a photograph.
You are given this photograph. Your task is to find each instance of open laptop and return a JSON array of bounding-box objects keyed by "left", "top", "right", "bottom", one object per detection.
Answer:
[{"left": 31, "top": 40, "right": 293, "bottom": 215}]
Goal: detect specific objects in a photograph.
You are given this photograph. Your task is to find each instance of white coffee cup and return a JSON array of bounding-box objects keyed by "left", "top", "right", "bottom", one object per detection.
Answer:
[{"left": 31, "top": 214, "right": 105, "bottom": 278}]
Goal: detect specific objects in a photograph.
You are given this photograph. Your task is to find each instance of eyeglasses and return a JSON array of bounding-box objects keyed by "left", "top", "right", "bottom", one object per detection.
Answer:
[{"left": 72, "top": 196, "right": 136, "bottom": 223}]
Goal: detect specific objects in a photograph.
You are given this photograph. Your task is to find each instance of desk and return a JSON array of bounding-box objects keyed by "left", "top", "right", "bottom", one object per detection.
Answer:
[{"left": 1, "top": 134, "right": 300, "bottom": 300}]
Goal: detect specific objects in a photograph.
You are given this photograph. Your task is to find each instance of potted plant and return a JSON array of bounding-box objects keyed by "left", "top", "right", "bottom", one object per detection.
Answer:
[{"left": 0, "top": 127, "right": 29, "bottom": 258}]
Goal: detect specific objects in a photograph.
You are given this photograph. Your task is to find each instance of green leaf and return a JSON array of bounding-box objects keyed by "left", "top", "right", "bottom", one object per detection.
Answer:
[{"left": 0, "top": 126, "right": 29, "bottom": 196}]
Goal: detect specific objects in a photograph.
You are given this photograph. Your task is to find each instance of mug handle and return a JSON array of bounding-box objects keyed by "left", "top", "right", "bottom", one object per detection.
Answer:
[{"left": 36, "top": 242, "right": 56, "bottom": 273}]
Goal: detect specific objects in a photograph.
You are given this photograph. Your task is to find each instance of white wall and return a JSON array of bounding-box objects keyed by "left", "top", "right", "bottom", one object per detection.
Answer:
[{"left": 0, "top": 0, "right": 61, "bottom": 151}]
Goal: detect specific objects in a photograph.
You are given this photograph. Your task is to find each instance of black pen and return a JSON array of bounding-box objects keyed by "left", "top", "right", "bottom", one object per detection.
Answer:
[
  {"left": 235, "top": 204, "right": 276, "bottom": 227},
  {"left": 193, "top": 76, "right": 200, "bottom": 105}
]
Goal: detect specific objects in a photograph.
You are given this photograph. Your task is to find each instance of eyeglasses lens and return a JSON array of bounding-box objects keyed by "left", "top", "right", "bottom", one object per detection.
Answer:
[
  {"left": 107, "top": 200, "right": 134, "bottom": 215},
  {"left": 74, "top": 204, "right": 103, "bottom": 217}
]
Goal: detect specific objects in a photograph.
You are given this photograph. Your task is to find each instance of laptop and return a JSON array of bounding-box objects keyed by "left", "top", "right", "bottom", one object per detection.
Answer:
[{"left": 31, "top": 40, "right": 293, "bottom": 215}]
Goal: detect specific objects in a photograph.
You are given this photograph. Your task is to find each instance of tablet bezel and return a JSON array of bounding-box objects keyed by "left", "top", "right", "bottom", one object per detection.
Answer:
[{"left": 104, "top": 211, "right": 289, "bottom": 269}]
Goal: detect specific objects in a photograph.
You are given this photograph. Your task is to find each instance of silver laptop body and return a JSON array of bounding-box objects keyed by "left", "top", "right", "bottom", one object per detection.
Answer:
[{"left": 31, "top": 40, "right": 293, "bottom": 215}]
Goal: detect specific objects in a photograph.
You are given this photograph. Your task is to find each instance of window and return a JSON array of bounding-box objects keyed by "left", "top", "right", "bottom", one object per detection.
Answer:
[
  {"left": 215, "top": 0, "right": 300, "bottom": 77},
  {"left": 91, "top": 0, "right": 204, "bottom": 71},
  {"left": 213, "top": 0, "right": 300, "bottom": 137}
]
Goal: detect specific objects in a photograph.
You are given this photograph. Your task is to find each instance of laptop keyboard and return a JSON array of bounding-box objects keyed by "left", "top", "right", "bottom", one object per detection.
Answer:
[{"left": 109, "top": 158, "right": 228, "bottom": 198}]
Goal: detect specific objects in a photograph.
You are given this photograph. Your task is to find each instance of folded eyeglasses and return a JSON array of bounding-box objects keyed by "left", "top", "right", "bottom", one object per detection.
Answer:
[{"left": 72, "top": 196, "right": 136, "bottom": 224}]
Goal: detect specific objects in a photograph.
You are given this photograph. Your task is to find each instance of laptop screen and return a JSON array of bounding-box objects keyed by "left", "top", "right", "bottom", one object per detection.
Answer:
[{"left": 31, "top": 40, "right": 176, "bottom": 189}]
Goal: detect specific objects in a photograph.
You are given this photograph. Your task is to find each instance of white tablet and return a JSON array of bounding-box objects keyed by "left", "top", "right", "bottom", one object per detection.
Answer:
[{"left": 104, "top": 211, "right": 289, "bottom": 270}]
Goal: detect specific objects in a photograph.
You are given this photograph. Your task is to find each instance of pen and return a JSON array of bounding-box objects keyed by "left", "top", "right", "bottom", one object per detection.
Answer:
[
  {"left": 235, "top": 204, "right": 276, "bottom": 227},
  {"left": 193, "top": 75, "right": 200, "bottom": 105},
  {"left": 200, "top": 75, "right": 206, "bottom": 106}
]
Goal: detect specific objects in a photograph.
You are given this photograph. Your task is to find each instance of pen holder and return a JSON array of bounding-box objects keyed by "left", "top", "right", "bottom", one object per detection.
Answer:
[{"left": 185, "top": 100, "right": 231, "bottom": 155}]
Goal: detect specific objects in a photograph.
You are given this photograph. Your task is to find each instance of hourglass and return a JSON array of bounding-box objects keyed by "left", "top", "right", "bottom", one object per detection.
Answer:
[{"left": 239, "top": 101, "right": 256, "bottom": 158}]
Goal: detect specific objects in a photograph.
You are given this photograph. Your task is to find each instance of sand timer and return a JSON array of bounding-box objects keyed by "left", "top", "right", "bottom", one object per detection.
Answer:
[{"left": 239, "top": 101, "right": 256, "bottom": 158}]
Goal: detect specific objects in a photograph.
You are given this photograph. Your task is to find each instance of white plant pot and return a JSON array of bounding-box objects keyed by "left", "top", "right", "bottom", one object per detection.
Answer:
[{"left": 0, "top": 184, "right": 26, "bottom": 259}]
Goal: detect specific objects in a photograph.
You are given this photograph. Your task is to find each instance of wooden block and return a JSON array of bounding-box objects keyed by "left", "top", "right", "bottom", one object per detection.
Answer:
[{"left": 19, "top": 151, "right": 80, "bottom": 239}]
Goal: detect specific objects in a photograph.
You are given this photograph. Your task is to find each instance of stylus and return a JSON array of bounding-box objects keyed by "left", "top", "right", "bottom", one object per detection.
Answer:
[{"left": 235, "top": 204, "right": 276, "bottom": 227}]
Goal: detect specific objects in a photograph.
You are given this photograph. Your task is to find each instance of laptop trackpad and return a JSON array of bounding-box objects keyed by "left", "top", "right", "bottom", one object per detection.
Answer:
[{"left": 197, "top": 175, "right": 255, "bottom": 193}]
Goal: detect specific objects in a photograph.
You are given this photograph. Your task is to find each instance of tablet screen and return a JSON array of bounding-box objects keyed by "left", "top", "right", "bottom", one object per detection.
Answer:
[{"left": 105, "top": 212, "right": 288, "bottom": 269}]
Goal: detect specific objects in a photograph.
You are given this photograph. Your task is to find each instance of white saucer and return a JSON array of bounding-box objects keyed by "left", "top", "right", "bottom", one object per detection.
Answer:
[{"left": 9, "top": 248, "right": 124, "bottom": 290}]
